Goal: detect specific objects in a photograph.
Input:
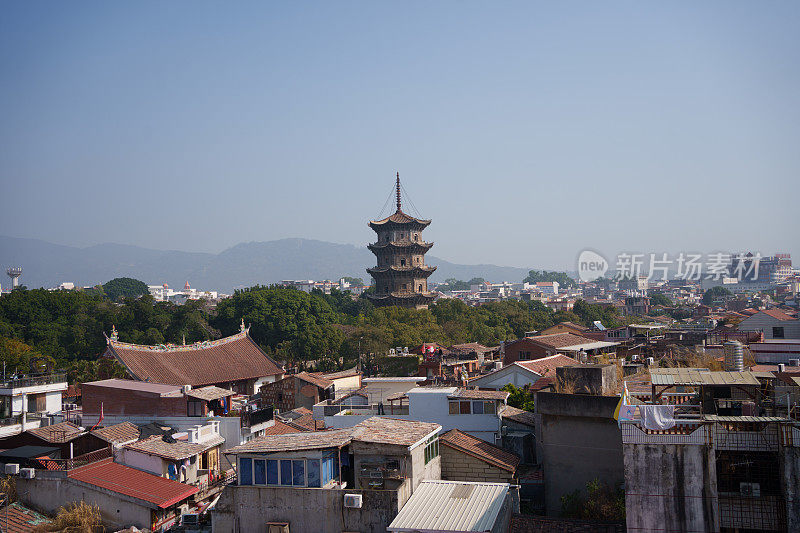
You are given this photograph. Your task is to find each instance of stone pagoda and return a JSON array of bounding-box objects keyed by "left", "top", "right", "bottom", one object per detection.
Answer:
[{"left": 366, "top": 173, "right": 436, "bottom": 309}]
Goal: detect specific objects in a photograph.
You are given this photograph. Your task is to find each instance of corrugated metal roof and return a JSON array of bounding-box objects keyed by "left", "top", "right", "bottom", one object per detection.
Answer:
[
  {"left": 704, "top": 415, "right": 789, "bottom": 423},
  {"left": 387, "top": 480, "right": 509, "bottom": 532},
  {"left": 650, "top": 369, "right": 760, "bottom": 386}
]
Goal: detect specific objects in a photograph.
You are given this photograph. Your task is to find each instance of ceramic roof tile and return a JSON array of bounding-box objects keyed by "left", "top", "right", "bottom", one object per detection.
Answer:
[
  {"left": 90, "top": 422, "right": 140, "bottom": 444},
  {"left": 107, "top": 331, "right": 283, "bottom": 387},
  {"left": 68, "top": 458, "right": 197, "bottom": 508},
  {"left": 440, "top": 429, "right": 520, "bottom": 472}
]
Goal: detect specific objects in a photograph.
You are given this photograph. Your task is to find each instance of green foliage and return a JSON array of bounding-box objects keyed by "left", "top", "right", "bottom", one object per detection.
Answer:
[
  {"left": 702, "top": 286, "right": 732, "bottom": 305},
  {"left": 523, "top": 270, "right": 577, "bottom": 289},
  {"left": 102, "top": 277, "right": 149, "bottom": 301},
  {"left": 560, "top": 478, "right": 626, "bottom": 522},
  {"left": 341, "top": 277, "right": 365, "bottom": 287},
  {"left": 436, "top": 278, "right": 486, "bottom": 292},
  {"left": 571, "top": 300, "right": 626, "bottom": 329},
  {"left": 648, "top": 292, "right": 673, "bottom": 307},
  {"left": 501, "top": 383, "right": 535, "bottom": 412}
]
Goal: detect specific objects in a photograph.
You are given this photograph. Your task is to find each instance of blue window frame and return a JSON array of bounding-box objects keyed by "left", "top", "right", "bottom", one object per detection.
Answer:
[
  {"left": 253, "top": 459, "right": 266, "bottom": 485},
  {"left": 267, "top": 459, "right": 279, "bottom": 485},
  {"left": 292, "top": 460, "right": 305, "bottom": 486},
  {"left": 239, "top": 458, "right": 252, "bottom": 485},
  {"left": 472, "top": 401, "right": 484, "bottom": 414},
  {"left": 280, "top": 460, "right": 293, "bottom": 486},
  {"left": 307, "top": 459, "right": 321, "bottom": 488}
]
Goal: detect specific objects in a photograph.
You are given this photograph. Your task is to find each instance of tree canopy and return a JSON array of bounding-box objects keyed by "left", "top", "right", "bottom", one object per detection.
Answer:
[
  {"left": 436, "top": 278, "right": 486, "bottom": 292},
  {"left": 523, "top": 270, "right": 577, "bottom": 289},
  {"left": 702, "top": 286, "right": 732, "bottom": 305},
  {"left": 102, "top": 277, "right": 149, "bottom": 301}
]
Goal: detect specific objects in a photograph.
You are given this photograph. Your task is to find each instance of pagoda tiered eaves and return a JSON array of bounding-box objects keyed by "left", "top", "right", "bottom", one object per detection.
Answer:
[{"left": 366, "top": 173, "right": 437, "bottom": 310}]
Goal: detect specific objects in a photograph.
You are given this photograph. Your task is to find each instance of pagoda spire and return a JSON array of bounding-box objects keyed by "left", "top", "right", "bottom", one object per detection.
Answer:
[{"left": 396, "top": 172, "right": 401, "bottom": 212}]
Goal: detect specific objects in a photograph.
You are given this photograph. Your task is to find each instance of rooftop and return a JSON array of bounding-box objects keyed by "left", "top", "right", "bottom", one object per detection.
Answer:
[
  {"left": 90, "top": 421, "right": 141, "bottom": 445},
  {"left": 27, "top": 422, "right": 84, "bottom": 443},
  {"left": 516, "top": 355, "right": 580, "bottom": 376},
  {"left": 106, "top": 330, "right": 283, "bottom": 387},
  {"left": 500, "top": 406, "right": 536, "bottom": 428},
  {"left": 124, "top": 434, "right": 224, "bottom": 461},
  {"left": 440, "top": 429, "right": 520, "bottom": 472},
  {"left": 387, "top": 480, "right": 511, "bottom": 533},
  {"left": 68, "top": 458, "right": 198, "bottom": 509},
  {"left": 0, "top": 502, "right": 49, "bottom": 533},
  {"left": 293, "top": 372, "right": 334, "bottom": 390},
  {"left": 449, "top": 389, "right": 509, "bottom": 401},
  {"left": 228, "top": 416, "right": 440, "bottom": 454},
  {"left": 186, "top": 385, "right": 236, "bottom": 401},
  {"left": 650, "top": 368, "right": 761, "bottom": 386},
  {"left": 83, "top": 379, "right": 182, "bottom": 395}
]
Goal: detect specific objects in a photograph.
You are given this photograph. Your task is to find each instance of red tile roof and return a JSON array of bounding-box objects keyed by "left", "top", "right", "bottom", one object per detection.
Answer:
[
  {"left": 516, "top": 354, "right": 580, "bottom": 376},
  {"left": 758, "top": 309, "right": 797, "bottom": 321},
  {"left": 68, "top": 458, "right": 198, "bottom": 508},
  {"left": 106, "top": 331, "right": 284, "bottom": 387},
  {"left": 527, "top": 333, "right": 600, "bottom": 349},
  {"left": 294, "top": 372, "right": 333, "bottom": 390},
  {"left": 0, "top": 503, "right": 49, "bottom": 533},
  {"left": 440, "top": 429, "right": 520, "bottom": 472}
]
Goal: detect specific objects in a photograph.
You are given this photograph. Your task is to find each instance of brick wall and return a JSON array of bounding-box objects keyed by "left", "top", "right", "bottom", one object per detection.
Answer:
[
  {"left": 440, "top": 445, "right": 513, "bottom": 483},
  {"left": 82, "top": 384, "right": 187, "bottom": 418}
]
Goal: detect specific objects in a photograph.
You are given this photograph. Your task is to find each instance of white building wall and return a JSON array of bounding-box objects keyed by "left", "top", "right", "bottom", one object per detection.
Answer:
[
  {"left": 739, "top": 314, "right": 800, "bottom": 339},
  {"left": 116, "top": 448, "right": 165, "bottom": 477}
]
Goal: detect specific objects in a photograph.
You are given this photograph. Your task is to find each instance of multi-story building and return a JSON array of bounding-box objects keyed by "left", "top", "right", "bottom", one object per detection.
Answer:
[
  {"left": 213, "top": 417, "right": 442, "bottom": 533},
  {"left": 366, "top": 174, "right": 436, "bottom": 309},
  {"left": 0, "top": 372, "right": 68, "bottom": 437}
]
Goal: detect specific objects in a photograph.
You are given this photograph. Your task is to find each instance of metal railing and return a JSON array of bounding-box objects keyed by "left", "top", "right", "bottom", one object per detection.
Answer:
[
  {"left": 35, "top": 446, "right": 113, "bottom": 471},
  {"left": 0, "top": 372, "right": 67, "bottom": 389}
]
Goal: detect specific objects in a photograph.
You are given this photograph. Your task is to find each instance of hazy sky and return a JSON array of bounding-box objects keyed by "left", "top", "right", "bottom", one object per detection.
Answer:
[{"left": 1, "top": 2, "right": 798, "bottom": 271}]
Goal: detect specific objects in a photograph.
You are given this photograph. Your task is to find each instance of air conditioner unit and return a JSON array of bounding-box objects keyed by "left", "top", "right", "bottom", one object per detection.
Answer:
[
  {"left": 740, "top": 482, "right": 761, "bottom": 497},
  {"left": 20, "top": 468, "right": 35, "bottom": 479},
  {"left": 4, "top": 464, "right": 19, "bottom": 475},
  {"left": 181, "top": 513, "right": 200, "bottom": 526},
  {"left": 343, "top": 494, "right": 362, "bottom": 508}
]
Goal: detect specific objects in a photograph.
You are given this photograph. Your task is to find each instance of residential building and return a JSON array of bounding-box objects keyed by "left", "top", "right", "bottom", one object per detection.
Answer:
[
  {"left": 213, "top": 417, "right": 442, "bottom": 533},
  {"left": 0, "top": 372, "right": 68, "bottom": 437},
  {"left": 16, "top": 457, "right": 199, "bottom": 531},
  {"left": 115, "top": 421, "right": 224, "bottom": 485},
  {"left": 624, "top": 295, "right": 651, "bottom": 315},
  {"left": 102, "top": 324, "right": 284, "bottom": 394},
  {"left": 258, "top": 372, "right": 334, "bottom": 412},
  {"left": 0, "top": 421, "right": 108, "bottom": 459},
  {"left": 387, "top": 480, "right": 519, "bottom": 533},
  {"left": 749, "top": 339, "right": 800, "bottom": 364},
  {"left": 315, "top": 386, "right": 508, "bottom": 443},
  {"left": 503, "top": 334, "right": 617, "bottom": 365},
  {"left": 738, "top": 308, "right": 800, "bottom": 340},
  {"left": 360, "top": 376, "right": 427, "bottom": 404},
  {"left": 439, "top": 429, "right": 520, "bottom": 483},
  {"left": 621, "top": 368, "right": 800, "bottom": 532},
  {"left": 468, "top": 355, "right": 580, "bottom": 390}
]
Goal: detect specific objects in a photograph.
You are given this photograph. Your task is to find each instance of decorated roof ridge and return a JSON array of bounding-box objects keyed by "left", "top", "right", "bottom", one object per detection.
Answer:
[
  {"left": 107, "top": 329, "right": 249, "bottom": 352},
  {"left": 367, "top": 264, "right": 437, "bottom": 273},
  {"left": 368, "top": 240, "right": 434, "bottom": 248}
]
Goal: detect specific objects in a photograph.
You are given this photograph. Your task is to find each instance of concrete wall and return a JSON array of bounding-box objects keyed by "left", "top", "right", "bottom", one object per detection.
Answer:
[
  {"left": 782, "top": 446, "right": 800, "bottom": 532},
  {"left": 361, "top": 378, "right": 425, "bottom": 403},
  {"left": 212, "top": 485, "right": 399, "bottom": 533},
  {"left": 535, "top": 392, "right": 624, "bottom": 515},
  {"left": 469, "top": 365, "right": 541, "bottom": 390},
  {"left": 623, "top": 443, "right": 718, "bottom": 533},
  {"left": 17, "top": 474, "right": 159, "bottom": 531}
]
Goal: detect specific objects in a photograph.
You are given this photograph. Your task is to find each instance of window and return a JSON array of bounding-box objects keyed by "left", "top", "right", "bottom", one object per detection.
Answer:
[
  {"left": 773, "top": 327, "right": 785, "bottom": 339},
  {"left": 267, "top": 460, "right": 279, "bottom": 485},
  {"left": 254, "top": 459, "right": 266, "bottom": 485},
  {"left": 401, "top": 259, "right": 406, "bottom": 266},
  {"left": 418, "top": 285, "right": 422, "bottom": 292},
  {"left": 460, "top": 401, "right": 471, "bottom": 414},
  {"left": 307, "top": 459, "right": 321, "bottom": 487},
  {"left": 280, "top": 460, "right": 292, "bottom": 486},
  {"left": 239, "top": 458, "right": 253, "bottom": 485},
  {"left": 448, "top": 401, "right": 460, "bottom": 415},
  {"left": 484, "top": 401, "right": 497, "bottom": 414},
  {"left": 292, "top": 460, "right": 305, "bottom": 485},
  {"left": 424, "top": 435, "right": 439, "bottom": 464},
  {"left": 188, "top": 400, "right": 204, "bottom": 417},
  {"left": 472, "top": 401, "right": 484, "bottom": 414}
]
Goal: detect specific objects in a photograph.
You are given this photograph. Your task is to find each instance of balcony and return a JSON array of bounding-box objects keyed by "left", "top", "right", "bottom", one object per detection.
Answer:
[
  {"left": 0, "top": 373, "right": 67, "bottom": 390},
  {"left": 239, "top": 407, "right": 274, "bottom": 428}
]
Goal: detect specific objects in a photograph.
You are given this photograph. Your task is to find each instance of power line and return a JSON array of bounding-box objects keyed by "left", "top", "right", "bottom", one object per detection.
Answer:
[{"left": 400, "top": 182, "right": 423, "bottom": 218}]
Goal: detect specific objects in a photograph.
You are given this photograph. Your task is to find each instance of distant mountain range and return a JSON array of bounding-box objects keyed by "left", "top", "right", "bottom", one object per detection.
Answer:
[{"left": 0, "top": 236, "right": 534, "bottom": 293}]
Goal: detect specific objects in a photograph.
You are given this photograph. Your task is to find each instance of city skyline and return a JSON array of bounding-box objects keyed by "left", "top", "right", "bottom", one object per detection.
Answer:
[{"left": 2, "top": 2, "right": 799, "bottom": 270}]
